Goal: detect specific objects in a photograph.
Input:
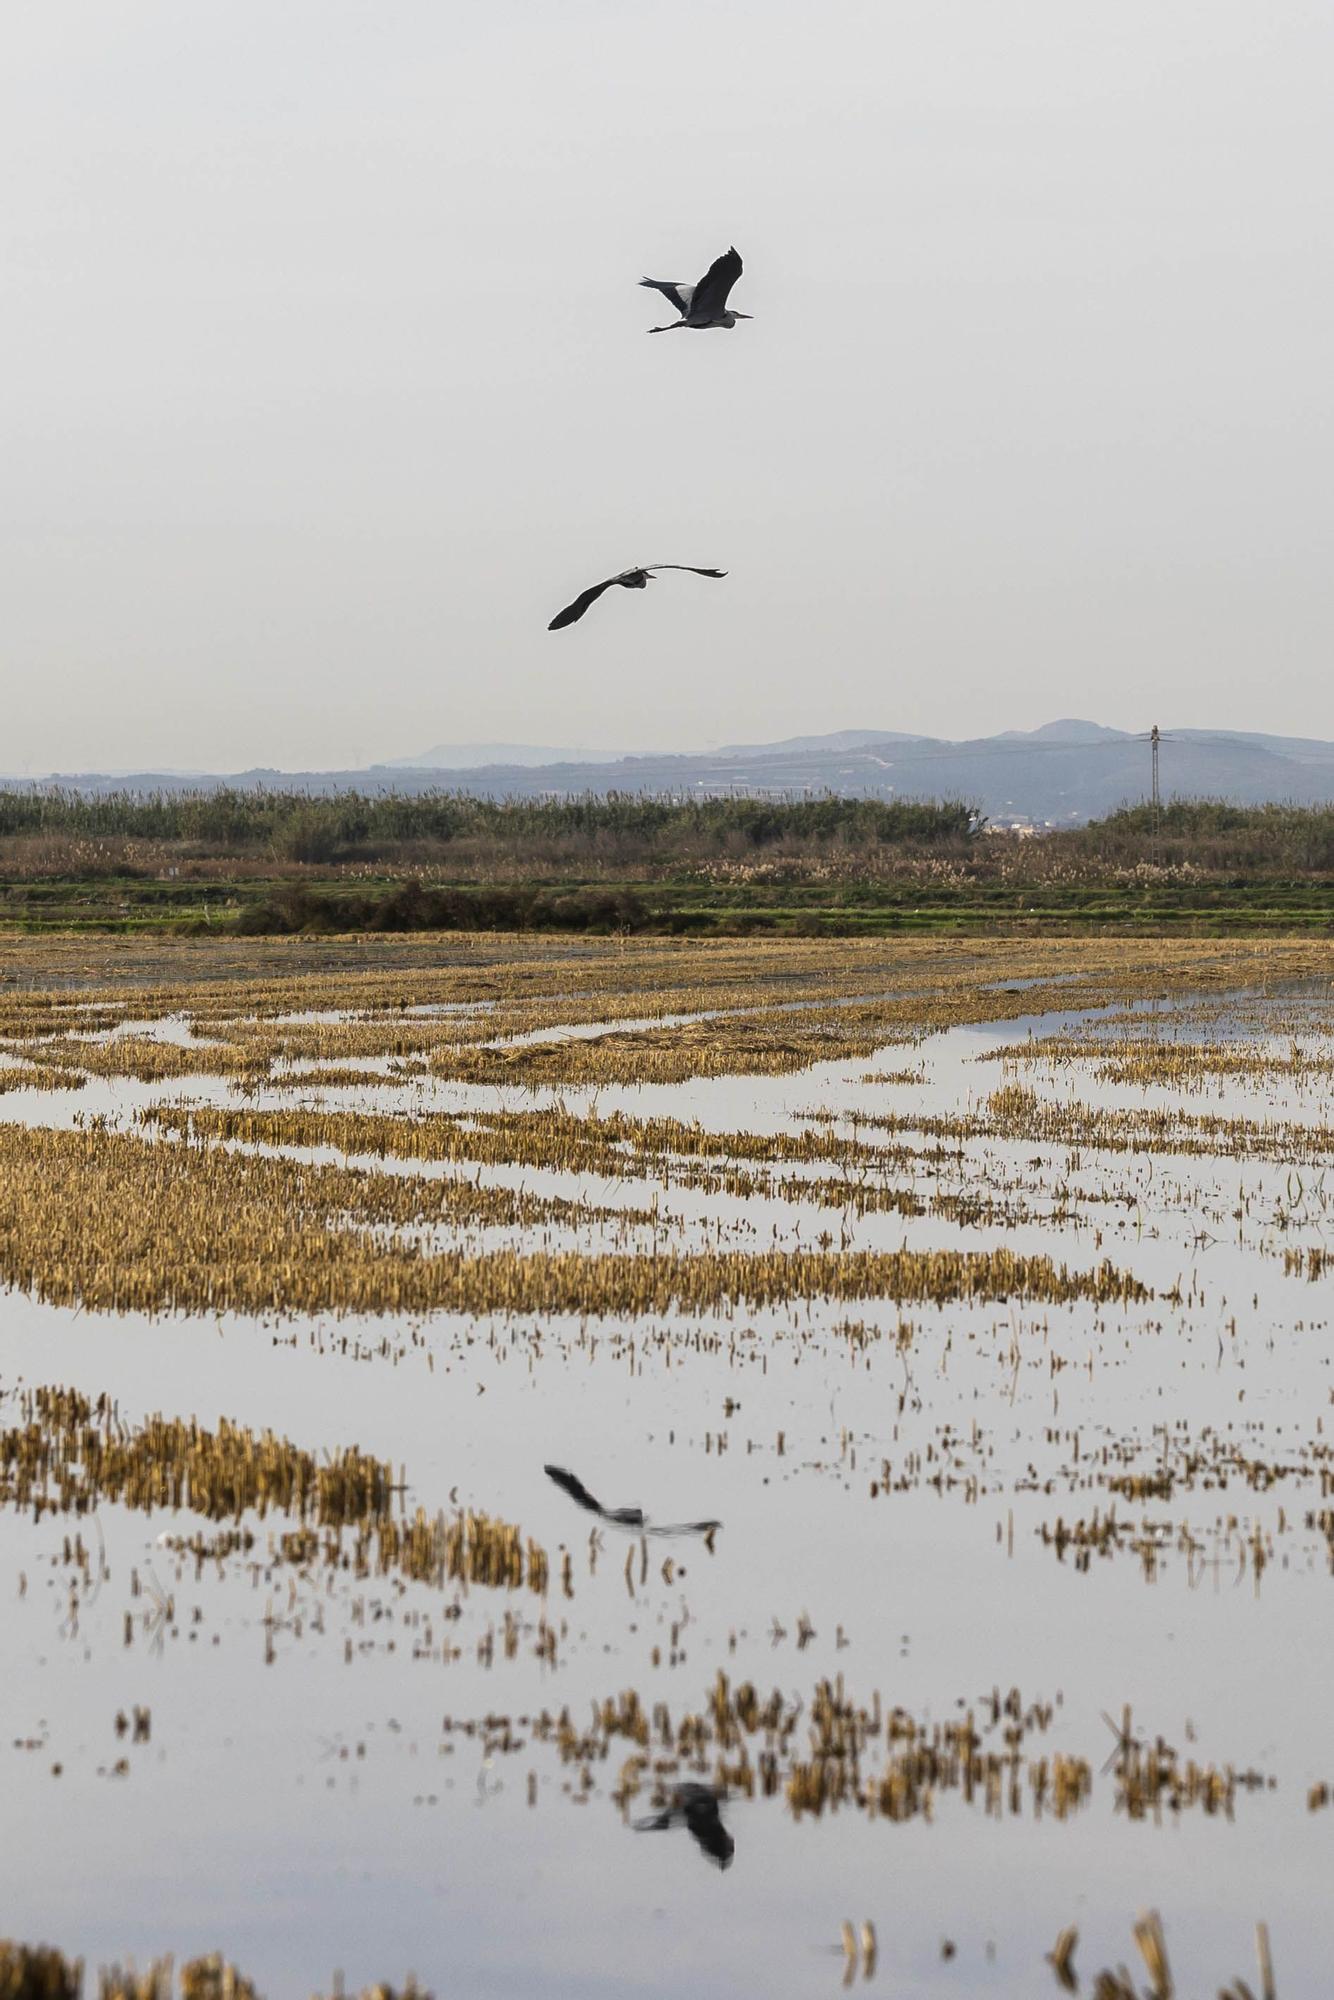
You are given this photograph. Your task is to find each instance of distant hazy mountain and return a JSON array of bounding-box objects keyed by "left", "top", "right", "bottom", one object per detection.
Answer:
[
  {"left": 717, "top": 728, "right": 932, "bottom": 757},
  {"left": 995, "top": 718, "right": 1131, "bottom": 744},
  {"left": 1169, "top": 728, "right": 1334, "bottom": 769},
  {"left": 382, "top": 741, "right": 624, "bottom": 770},
  {"left": 9, "top": 719, "right": 1334, "bottom": 824}
]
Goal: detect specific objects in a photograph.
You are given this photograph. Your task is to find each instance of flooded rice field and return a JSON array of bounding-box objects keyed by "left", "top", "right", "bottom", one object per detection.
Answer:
[{"left": 2, "top": 934, "right": 1333, "bottom": 1998}]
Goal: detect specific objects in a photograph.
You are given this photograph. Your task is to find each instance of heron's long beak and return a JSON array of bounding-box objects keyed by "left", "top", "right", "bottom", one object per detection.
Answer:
[{"left": 734, "top": 312, "right": 754, "bottom": 319}]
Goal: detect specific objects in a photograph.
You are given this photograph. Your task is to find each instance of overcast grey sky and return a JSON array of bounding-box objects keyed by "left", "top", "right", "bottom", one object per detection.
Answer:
[{"left": 3, "top": 1, "right": 1332, "bottom": 773}]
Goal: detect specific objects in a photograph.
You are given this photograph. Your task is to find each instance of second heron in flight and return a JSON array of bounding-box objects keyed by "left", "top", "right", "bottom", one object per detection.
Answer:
[{"left": 547, "top": 564, "right": 726, "bottom": 631}]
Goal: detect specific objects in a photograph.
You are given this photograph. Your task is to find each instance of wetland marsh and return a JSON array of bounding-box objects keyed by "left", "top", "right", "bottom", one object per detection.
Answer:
[{"left": 3, "top": 933, "right": 1334, "bottom": 1996}]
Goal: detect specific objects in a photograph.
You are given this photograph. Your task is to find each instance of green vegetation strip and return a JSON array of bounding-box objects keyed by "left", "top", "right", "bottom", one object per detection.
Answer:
[{"left": 2, "top": 874, "right": 1331, "bottom": 937}]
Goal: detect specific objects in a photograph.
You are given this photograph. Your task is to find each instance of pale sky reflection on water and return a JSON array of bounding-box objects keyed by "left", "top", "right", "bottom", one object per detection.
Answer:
[{"left": 2, "top": 996, "right": 1334, "bottom": 1991}]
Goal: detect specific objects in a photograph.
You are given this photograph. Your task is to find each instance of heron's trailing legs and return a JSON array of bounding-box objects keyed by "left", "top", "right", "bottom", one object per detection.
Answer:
[{"left": 647, "top": 313, "right": 752, "bottom": 333}]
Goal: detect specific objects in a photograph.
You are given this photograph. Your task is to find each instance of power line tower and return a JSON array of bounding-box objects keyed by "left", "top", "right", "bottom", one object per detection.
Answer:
[{"left": 1149, "top": 724, "right": 1161, "bottom": 861}]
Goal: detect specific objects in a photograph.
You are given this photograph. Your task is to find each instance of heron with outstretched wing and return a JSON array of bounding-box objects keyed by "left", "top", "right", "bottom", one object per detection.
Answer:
[
  {"left": 640, "top": 246, "right": 750, "bottom": 332},
  {"left": 547, "top": 564, "right": 726, "bottom": 631}
]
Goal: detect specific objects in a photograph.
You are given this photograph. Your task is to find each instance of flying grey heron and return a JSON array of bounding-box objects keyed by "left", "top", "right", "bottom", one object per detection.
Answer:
[
  {"left": 547, "top": 564, "right": 725, "bottom": 631},
  {"left": 640, "top": 246, "right": 750, "bottom": 332}
]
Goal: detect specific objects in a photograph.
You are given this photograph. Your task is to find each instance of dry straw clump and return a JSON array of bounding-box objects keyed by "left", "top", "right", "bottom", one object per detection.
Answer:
[
  {"left": 0, "top": 1064, "right": 84, "bottom": 1093},
  {"left": 0, "top": 1386, "right": 395, "bottom": 1525},
  {"left": 857, "top": 1087, "right": 1334, "bottom": 1168},
  {"left": 0, "top": 1122, "right": 657, "bottom": 1315},
  {"left": 16, "top": 1035, "right": 253, "bottom": 1083},
  {"left": 146, "top": 1101, "right": 933, "bottom": 1216},
  {"left": 991, "top": 1024, "right": 1334, "bottom": 1093},
  {"left": 142, "top": 1101, "right": 929, "bottom": 1180},
  {"left": 447, "top": 1673, "right": 1273, "bottom": 1839},
  {"left": 519, "top": 1673, "right": 1087, "bottom": 1829},
  {"left": 0, "top": 1942, "right": 82, "bottom": 2000},
  {"left": 0, "top": 1385, "right": 549, "bottom": 1598},
  {"left": 0, "top": 1945, "right": 429, "bottom": 2000}
]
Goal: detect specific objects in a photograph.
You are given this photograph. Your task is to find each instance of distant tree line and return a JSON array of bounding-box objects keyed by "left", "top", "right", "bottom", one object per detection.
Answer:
[{"left": 3, "top": 788, "right": 1333, "bottom": 896}]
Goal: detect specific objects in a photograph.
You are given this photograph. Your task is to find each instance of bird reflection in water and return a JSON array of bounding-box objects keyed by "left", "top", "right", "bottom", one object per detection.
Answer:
[
  {"left": 543, "top": 1464, "right": 720, "bottom": 1537},
  {"left": 634, "top": 1783, "right": 734, "bottom": 1870}
]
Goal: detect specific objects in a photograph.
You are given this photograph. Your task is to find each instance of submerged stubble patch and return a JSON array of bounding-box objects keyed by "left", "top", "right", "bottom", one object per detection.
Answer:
[
  {"left": 0, "top": 1384, "right": 550, "bottom": 1599},
  {"left": 0, "top": 1124, "right": 1138, "bottom": 1316},
  {"left": 2, "top": 933, "right": 1330, "bottom": 1087}
]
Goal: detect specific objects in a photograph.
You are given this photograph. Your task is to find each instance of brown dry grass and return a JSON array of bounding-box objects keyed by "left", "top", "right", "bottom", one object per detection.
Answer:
[{"left": 0, "top": 1124, "right": 1142, "bottom": 1318}]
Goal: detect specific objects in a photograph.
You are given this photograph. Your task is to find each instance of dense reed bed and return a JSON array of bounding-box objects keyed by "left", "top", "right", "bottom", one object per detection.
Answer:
[
  {"left": 0, "top": 789, "right": 974, "bottom": 866},
  {"left": 3, "top": 789, "right": 1332, "bottom": 895}
]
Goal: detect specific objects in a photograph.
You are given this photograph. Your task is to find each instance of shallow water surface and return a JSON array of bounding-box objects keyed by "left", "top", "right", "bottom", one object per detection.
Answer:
[{"left": 3, "top": 964, "right": 1334, "bottom": 1996}]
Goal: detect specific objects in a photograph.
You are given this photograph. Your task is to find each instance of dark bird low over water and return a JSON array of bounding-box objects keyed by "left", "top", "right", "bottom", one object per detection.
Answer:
[
  {"left": 635, "top": 1783, "right": 735, "bottom": 1869},
  {"left": 544, "top": 1463, "right": 720, "bottom": 1536},
  {"left": 640, "top": 247, "right": 750, "bottom": 332},
  {"left": 547, "top": 564, "right": 725, "bottom": 631}
]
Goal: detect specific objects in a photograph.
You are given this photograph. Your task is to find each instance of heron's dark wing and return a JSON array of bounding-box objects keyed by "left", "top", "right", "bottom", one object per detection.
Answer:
[
  {"left": 544, "top": 1464, "right": 605, "bottom": 1511},
  {"left": 681, "top": 1791, "right": 735, "bottom": 1869},
  {"left": 689, "top": 246, "right": 742, "bottom": 320},
  {"left": 547, "top": 577, "right": 619, "bottom": 631},
  {"left": 633, "top": 1785, "right": 733, "bottom": 1867},
  {"left": 545, "top": 1462, "right": 645, "bottom": 1525},
  {"left": 644, "top": 566, "right": 727, "bottom": 579},
  {"left": 638, "top": 278, "right": 694, "bottom": 317}
]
